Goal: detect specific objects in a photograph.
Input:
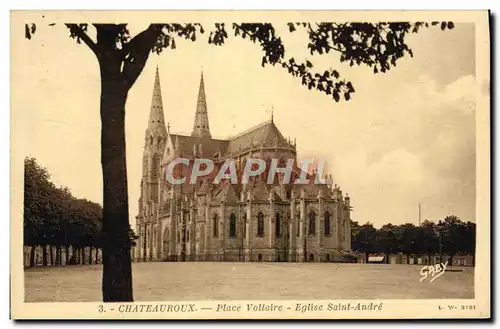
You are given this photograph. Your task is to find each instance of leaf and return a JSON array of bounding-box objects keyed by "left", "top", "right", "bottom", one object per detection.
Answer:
[
  {"left": 332, "top": 70, "right": 339, "bottom": 79},
  {"left": 25, "top": 24, "right": 31, "bottom": 39},
  {"left": 441, "top": 22, "right": 447, "bottom": 30},
  {"left": 306, "top": 60, "right": 313, "bottom": 68},
  {"left": 346, "top": 81, "right": 355, "bottom": 93},
  {"left": 287, "top": 23, "right": 296, "bottom": 32},
  {"left": 447, "top": 22, "right": 454, "bottom": 29}
]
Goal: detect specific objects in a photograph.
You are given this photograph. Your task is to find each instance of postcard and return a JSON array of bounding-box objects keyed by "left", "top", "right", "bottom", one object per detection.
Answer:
[{"left": 10, "top": 10, "right": 490, "bottom": 319}]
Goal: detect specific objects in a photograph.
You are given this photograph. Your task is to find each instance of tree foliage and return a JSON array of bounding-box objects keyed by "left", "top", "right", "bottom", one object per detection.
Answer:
[
  {"left": 24, "top": 157, "right": 138, "bottom": 265},
  {"left": 351, "top": 216, "right": 476, "bottom": 263}
]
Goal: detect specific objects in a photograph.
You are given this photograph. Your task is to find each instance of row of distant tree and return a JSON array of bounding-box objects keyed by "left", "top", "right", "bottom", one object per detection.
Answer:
[
  {"left": 24, "top": 157, "right": 138, "bottom": 267},
  {"left": 351, "top": 217, "right": 476, "bottom": 265}
]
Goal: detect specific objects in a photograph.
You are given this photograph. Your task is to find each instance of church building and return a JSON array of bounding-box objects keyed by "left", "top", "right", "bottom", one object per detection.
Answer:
[{"left": 135, "top": 68, "right": 352, "bottom": 262}]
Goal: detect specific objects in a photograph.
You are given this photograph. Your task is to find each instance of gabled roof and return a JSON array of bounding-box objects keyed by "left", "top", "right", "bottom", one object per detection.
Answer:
[
  {"left": 170, "top": 134, "right": 229, "bottom": 158},
  {"left": 227, "top": 120, "right": 288, "bottom": 154}
]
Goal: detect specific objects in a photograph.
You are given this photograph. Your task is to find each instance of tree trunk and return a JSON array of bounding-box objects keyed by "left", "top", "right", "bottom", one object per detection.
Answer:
[
  {"left": 448, "top": 254, "right": 454, "bottom": 266},
  {"left": 99, "top": 63, "right": 134, "bottom": 302},
  {"left": 30, "top": 246, "right": 36, "bottom": 267},
  {"left": 96, "top": 248, "right": 99, "bottom": 264},
  {"left": 51, "top": 246, "right": 56, "bottom": 265},
  {"left": 406, "top": 253, "right": 410, "bottom": 264},
  {"left": 42, "top": 245, "right": 47, "bottom": 266},
  {"left": 89, "top": 246, "right": 93, "bottom": 265},
  {"left": 65, "top": 245, "right": 70, "bottom": 265},
  {"left": 81, "top": 248, "right": 85, "bottom": 265},
  {"left": 364, "top": 252, "right": 369, "bottom": 263},
  {"left": 56, "top": 246, "right": 61, "bottom": 265}
]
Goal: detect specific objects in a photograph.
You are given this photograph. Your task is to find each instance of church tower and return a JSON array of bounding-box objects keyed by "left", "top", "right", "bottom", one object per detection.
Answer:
[
  {"left": 140, "top": 66, "right": 168, "bottom": 210},
  {"left": 191, "top": 72, "right": 212, "bottom": 138}
]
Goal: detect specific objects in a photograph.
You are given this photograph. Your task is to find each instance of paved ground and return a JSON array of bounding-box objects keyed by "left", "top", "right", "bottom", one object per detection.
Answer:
[{"left": 24, "top": 262, "right": 474, "bottom": 302}]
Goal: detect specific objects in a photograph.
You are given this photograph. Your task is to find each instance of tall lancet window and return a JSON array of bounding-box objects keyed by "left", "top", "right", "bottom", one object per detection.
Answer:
[
  {"left": 257, "top": 212, "right": 264, "bottom": 237},
  {"left": 275, "top": 213, "right": 281, "bottom": 237},
  {"left": 213, "top": 214, "right": 219, "bottom": 238},
  {"left": 229, "top": 213, "right": 237, "bottom": 238},
  {"left": 151, "top": 154, "right": 160, "bottom": 180},
  {"left": 296, "top": 210, "right": 301, "bottom": 237},
  {"left": 243, "top": 212, "right": 247, "bottom": 238},
  {"left": 324, "top": 211, "right": 331, "bottom": 236},
  {"left": 309, "top": 211, "right": 316, "bottom": 236}
]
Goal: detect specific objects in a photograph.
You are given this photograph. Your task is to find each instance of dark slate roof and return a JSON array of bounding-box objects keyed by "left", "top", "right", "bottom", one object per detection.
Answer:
[
  {"left": 170, "top": 134, "right": 229, "bottom": 158},
  {"left": 170, "top": 120, "right": 289, "bottom": 158},
  {"left": 226, "top": 120, "right": 288, "bottom": 154}
]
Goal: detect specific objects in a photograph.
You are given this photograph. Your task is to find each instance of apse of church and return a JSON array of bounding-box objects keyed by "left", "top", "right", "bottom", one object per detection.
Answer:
[{"left": 135, "top": 68, "right": 353, "bottom": 263}]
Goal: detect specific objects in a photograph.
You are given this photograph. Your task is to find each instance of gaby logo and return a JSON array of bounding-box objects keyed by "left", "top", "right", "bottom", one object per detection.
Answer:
[
  {"left": 420, "top": 261, "right": 448, "bottom": 283},
  {"left": 164, "top": 157, "right": 332, "bottom": 185}
]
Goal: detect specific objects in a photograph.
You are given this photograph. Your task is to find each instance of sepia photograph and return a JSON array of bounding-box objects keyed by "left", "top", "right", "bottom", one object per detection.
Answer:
[{"left": 10, "top": 10, "right": 490, "bottom": 319}]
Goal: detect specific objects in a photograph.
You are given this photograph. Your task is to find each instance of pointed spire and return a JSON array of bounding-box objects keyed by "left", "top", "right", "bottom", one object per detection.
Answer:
[
  {"left": 271, "top": 106, "right": 274, "bottom": 122},
  {"left": 147, "top": 66, "right": 167, "bottom": 137},
  {"left": 191, "top": 71, "right": 212, "bottom": 138}
]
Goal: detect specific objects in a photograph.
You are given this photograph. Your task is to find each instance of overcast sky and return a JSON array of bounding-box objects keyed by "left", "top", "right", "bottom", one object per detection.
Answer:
[{"left": 12, "top": 15, "right": 485, "bottom": 228}]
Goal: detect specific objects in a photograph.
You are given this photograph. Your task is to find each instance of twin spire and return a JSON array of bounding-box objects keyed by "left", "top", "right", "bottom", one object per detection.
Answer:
[
  {"left": 191, "top": 71, "right": 212, "bottom": 138},
  {"left": 147, "top": 67, "right": 211, "bottom": 139},
  {"left": 146, "top": 66, "right": 167, "bottom": 137}
]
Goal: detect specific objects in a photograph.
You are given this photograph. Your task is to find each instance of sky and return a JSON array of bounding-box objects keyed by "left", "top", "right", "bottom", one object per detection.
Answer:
[{"left": 12, "top": 15, "right": 485, "bottom": 228}]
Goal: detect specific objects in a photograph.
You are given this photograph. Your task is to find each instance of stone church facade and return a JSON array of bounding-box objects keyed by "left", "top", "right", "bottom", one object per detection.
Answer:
[{"left": 135, "top": 68, "right": 352, "bottom": 262}]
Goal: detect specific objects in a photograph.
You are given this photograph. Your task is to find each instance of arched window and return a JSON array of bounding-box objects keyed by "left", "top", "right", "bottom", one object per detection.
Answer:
[
  {"left": 229, "top": 213, "right": 237, "bottom": 238},
  {"left": 296, "top": 210, "right": 301, "bottom": 237},
  {"left": 275, "top": 213, "right": 281, "bottom": 237},
  {"left": 339, "top": 218, "right": 343, "bottom": 242},
  {"left": 151, "top": 155, "right": 160, "bottom": 180},
  {"left": 257, "top": 212, "right": 264, "bottom": 237},
  {"left": 309, "top": 211, "right": 316, "bottom": 236},
  {"left": 213, "top": 214, "right": 219, "bottom": 238},
  {"left": 243, "top": 212, "right": 247, "bottom": 237},
  {"left": 324, "top": 211, "right": 331, "bottom": 235}
]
